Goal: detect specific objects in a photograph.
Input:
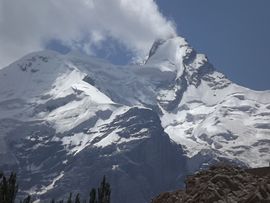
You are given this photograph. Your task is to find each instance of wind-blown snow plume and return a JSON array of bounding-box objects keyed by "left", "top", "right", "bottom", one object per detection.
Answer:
[{"left": 0, "top": 0, "right": 176, "bottom": 68}]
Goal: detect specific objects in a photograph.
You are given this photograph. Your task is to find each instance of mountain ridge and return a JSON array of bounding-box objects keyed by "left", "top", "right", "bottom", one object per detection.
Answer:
[{"left": 0, "top": 36, "right": 269, "bottom": 202}]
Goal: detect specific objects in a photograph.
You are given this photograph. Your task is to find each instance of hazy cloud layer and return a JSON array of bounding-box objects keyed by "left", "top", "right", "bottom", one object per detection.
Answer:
[{"left": 0, "top": 0, "right": 176, "bottom": 68}]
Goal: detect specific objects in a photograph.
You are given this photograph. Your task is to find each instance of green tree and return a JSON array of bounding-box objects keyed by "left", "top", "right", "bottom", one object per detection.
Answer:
[
  {"left": 75, "top": 193, "right": 80, "bottom": 203},
  {"left": 0, "top": 171, "right": 111, "bottom": 203},
  {"left": 67, "top": 193, "right": 72, "bottom": 203},
  {"left": 22, "top": 195, "right": 31, "bottom": 203},
  {"left": 0, "top": 172, "right": 18, "bottom": 203},
  {"left": 97, "top": 176, "right": 111, "bottom": 203},
  {"left": 89, "top": 188, "right": 97, "bottom": 203}
]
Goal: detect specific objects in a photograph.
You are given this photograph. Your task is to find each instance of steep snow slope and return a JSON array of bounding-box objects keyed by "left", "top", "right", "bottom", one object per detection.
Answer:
[
  {"left": 146, "top": 37, "right": 270, "bottom": 167},
  {"left": 0, "top": 36, "right": 269, "bottom": 202}
]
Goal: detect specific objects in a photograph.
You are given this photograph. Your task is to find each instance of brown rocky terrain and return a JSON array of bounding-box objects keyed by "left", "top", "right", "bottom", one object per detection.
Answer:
[{"left": 151, "top": 165, "right": 270, "bottom": 203}]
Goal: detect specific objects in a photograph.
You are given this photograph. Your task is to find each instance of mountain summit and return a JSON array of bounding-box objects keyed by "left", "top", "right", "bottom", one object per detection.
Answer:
[{"left": 0, "top": 36, "right": 269, "bottom": 202}]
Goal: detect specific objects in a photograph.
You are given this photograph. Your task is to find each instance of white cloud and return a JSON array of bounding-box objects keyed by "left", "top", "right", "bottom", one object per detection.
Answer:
[{"left": 0, "top": 0, "right": 176, "bottom": 68}]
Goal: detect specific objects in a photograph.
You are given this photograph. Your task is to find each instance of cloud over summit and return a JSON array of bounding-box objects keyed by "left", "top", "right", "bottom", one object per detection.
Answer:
[{"left": 0, "top": 0, "right": 176, "bottom": 68}]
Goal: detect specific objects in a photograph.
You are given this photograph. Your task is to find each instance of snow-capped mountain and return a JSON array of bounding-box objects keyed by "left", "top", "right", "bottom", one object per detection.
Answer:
[{"left": 0, "top": 36, "right": 269, "bottom": 202}]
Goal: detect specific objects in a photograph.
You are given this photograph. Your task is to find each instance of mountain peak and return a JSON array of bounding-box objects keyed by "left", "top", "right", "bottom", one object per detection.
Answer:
[
  {"left": 145, "top": 36, "right": 198, "bottom": 78},
  {"left": 0, "top": 35, "right": 270, "bottom": 203},
  {"left": 146, "top": 36, "right": 188, "bottom": 63}
]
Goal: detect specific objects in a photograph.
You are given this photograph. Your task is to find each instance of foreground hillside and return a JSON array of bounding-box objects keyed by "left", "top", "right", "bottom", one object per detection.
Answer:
[{"left": 151, "top": 165, "right": 270, "bottom": 203}]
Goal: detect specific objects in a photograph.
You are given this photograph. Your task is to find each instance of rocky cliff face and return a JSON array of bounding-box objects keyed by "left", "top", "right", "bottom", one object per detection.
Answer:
[
  {"left": 0, "top": 36, "right": 269, "bottom": 202},
  {"left": 151, "top": 165, "right": 270, "bottom": 203}
]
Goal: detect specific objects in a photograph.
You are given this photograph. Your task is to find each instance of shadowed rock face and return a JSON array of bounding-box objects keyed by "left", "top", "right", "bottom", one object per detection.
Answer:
[
  {"left": 151, "top": 165, "right": 270, "bottom": 203},
  {"left": 3, "top": 107, "right": 187, "bottom": 203}
]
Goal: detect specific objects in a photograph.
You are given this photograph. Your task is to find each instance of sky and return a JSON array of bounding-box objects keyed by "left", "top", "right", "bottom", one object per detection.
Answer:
[{"left": 0, "top": 0, "right": 269, "bottom": 90}]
